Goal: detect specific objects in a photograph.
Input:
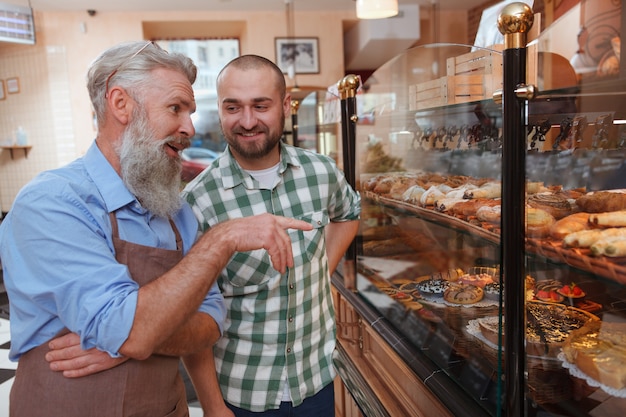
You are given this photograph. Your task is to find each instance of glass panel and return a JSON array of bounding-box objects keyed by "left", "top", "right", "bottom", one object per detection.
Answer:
[
  {"left": 525, "top": 2, "right": 626, "bottom": 416},
  {"left": 353, "top": 43, "right": 505, "bottom": 415},
  {"left": 295, "top": 88, "right": 342, "bottom": 164}
]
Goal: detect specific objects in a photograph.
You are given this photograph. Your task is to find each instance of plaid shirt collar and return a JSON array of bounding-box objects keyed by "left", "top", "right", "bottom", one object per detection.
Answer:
[{"left": 218, "top": 142, "right": 302, "bottom": 190}]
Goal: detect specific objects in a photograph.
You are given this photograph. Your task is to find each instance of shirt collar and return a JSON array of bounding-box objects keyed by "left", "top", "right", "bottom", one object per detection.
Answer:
[
  {"left": 218, "top": 142, "right": 302, "bottom": 189},
  {"left": 84, "top": 142, "right": 136, "bottom": 213}
]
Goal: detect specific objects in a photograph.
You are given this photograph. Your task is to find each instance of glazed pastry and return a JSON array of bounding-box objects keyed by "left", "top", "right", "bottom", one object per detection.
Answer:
[{"left": 443, "top": 283, "right": 484, "bottom": 304}]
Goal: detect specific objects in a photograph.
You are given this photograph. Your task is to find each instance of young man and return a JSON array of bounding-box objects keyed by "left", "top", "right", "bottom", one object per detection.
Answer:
[
  {"left": 182, "top": 55, "right": 361, "bottom": 416},
  {"left": 0, "top": 42, "right": 311, "bottom": 417}
]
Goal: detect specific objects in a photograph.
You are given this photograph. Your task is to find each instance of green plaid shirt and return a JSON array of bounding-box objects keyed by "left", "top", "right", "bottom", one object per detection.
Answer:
[{"left": 182, "top": 143, "right": 360, "bottom": 411}]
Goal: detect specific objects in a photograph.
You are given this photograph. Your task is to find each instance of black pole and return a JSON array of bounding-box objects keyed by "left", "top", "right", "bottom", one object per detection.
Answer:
[
  {"left": 498, "top": 4, "right": 534, "bottom": 417},
  {"left": 339, "top": 75, "right": 360, "bottom": 290},
  {"left": 290, "top": 100, "right": 299, "bottom": 146}
]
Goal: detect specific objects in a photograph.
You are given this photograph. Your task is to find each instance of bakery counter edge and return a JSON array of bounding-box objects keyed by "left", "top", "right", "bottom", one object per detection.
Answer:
[{"left": 331, "top": 273, "right": 489, "bottom": 417}]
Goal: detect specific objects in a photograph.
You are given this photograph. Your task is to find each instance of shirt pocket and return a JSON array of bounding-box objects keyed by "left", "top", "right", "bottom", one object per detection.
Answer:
[
  {"left": 292, "top": 210, "right": 329, "bottom": 262},
  {"left": 220, "top": 211, "right": 329, "bottom": 292}
]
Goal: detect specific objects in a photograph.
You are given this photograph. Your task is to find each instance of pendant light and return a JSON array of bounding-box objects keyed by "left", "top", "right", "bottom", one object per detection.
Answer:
[{"left": 356, "top": 0, "right": 399, "bottom": 20}]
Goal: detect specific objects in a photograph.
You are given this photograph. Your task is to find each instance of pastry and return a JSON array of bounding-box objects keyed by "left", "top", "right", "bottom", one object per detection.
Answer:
[
  {"left": 527, "top": 193, "right": 574, "bottom": 219},
  {"left": 463, "top": 182, "right": 501, "bottom": 199},
  {"left": 534, "top": 279, "right": 563, "bottom": 302},
  {"left": 429, "top": 268, "right": 465, "bottom": 282},
  {"left": 478, "top": 301, "right": 598, "bottom": 357},
  {"left": 563, "top": 227, "right": 626, "bottom": 248},
  {"left": 549, "top": 212, "right": 591, "bottom": 240},
  {"left": 417, "top": 278, "right": 450, "bottom": 297},
  {"left": 526, "top": 207, "right": 556, "bottom": 238},
  {"left": 483, "top": 282, "right": 502, "bottom": 301},
  {"left": 602, "top": 238, "right": 626, "bottom": 258},
  {"left": 443, "top": 283, "right": 484, "bottom": 304},
  {"left": 562, "top": 320, "right": 626, "bottom": 390},
  {"left": 434, "top": 197, "right": 465, "bottom": 213},
  {"left": 458, "top": 272, "right": 494, "bottom": 288},
  {"left": 557, "top": 283, "right": 585, "bottom": 299},
  {"left": 589, "top": 209, "right": 626, "bottom": 227},
  {"left": 420, "top": 185, "right": 445, "bottom": 206},
  {"left": 576, "top": 190, "right": 626, "bottom": 213},
  {"left": 402, "top": 185, "right": 426, "bottom": 204},
  {"left": 476, "top": 205, "right": 501, "bottom": 223},
  {"left": 449, "top": 198, "right": 501, "bottom": 218}
]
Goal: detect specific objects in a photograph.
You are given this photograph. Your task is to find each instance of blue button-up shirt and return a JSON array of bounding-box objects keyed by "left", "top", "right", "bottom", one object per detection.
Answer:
[{"left": 0, "top": 142, "right": 225, "bottom": 361}]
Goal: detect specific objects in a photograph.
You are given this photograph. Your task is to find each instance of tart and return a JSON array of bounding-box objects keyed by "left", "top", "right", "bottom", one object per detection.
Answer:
[
  {"left": 557, "top": 283, "right": 586, "bottom": 299},
  {"left": 417, "top": 278, "right": 450, "bottom": 297},
  {"left": 477, "top": 301, "right": 598, "bottom": 357},
  {"left": 483, "top": 282, "right": 502, "bottom": 301},
  {"left": 535, "top": 279, "right": 565, "bottom": 302},
  {"left": 458, "top": 273, "right": 494, "bottom": 288}
]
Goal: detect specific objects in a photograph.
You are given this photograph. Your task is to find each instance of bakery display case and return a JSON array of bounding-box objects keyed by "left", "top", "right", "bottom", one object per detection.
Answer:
[{"left": 331, "top": 2, "right": 626, "bottom": 417}]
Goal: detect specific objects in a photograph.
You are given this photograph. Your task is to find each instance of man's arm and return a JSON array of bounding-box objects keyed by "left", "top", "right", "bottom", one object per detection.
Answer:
[
  {"left": 324, "top": 220, "right": 360, "bottom": 274},
  {"left": 120, "top": 213, "right": 311, "bottom": 360},
  {"left": 46, "top": 312, "right": 221, "bottom": 377},
  {"left": 182, "top": 349, "right": 234, "bottom": 417}
]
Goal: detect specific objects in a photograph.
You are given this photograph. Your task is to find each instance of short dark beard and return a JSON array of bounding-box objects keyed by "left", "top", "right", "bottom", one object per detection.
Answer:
[
  {"left": 222, "top": 113, "right": 284, "bottom": 159},
  {"left": 117, "top": 108, "right": 183, "bottom": 218}
]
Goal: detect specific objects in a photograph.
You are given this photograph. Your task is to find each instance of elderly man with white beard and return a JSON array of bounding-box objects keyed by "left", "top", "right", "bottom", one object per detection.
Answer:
[{"left": 0, "top": 41, "right": 312, "bottom": 417}]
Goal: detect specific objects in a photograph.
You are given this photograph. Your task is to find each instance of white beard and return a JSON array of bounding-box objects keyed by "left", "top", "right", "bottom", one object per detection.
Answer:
[{"left": 117, "top": 109, "right": 184, "bottom": 218}]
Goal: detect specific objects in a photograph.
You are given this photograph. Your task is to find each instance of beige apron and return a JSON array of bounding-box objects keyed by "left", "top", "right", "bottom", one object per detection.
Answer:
[{"left": 10, "top": 213, "right": 189, "bottom": 417}]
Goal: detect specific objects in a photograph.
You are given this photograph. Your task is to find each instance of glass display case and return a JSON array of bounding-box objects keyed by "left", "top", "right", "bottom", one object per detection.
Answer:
[{"left": 330, "top": 3, "right": 626, "bottom": 417}]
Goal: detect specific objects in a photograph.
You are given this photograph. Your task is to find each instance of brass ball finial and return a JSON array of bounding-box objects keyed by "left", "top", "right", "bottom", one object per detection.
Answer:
[
  {"left": 342, "top": 74, "right": 361, "bottom": 97},
  {"left": 290, "top": 99, "right": 300, "bottom": 114},
  {"left": 497, "top": 2, "right": 534, "bottom": 49}
]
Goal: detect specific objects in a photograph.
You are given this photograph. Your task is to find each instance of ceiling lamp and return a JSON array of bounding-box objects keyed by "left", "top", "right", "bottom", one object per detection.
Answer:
[{"left": 356, "top": 0, "right": 399, "bottom": 20}]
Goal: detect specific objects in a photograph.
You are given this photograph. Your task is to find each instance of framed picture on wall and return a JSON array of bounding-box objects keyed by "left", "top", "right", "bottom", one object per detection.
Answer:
[
  {"left": 275, "top": 37, "right": 319, "bottom": 75},
  {"left": 0, "top": 80, "right": 5, "bottom": 100}
]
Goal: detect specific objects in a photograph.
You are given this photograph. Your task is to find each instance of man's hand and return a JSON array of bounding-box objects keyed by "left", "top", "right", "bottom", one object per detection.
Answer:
[
  {"left": 212, "top": 214, "right": 313, "bottom": 273},
  {"left": 45, "top": 332, "right": 128, "bottom": 378}
]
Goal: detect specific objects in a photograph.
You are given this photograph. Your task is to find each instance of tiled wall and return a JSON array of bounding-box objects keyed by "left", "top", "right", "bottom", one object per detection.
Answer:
[{"left": 0, "top": 45, "right": 76, "bottom": 213}]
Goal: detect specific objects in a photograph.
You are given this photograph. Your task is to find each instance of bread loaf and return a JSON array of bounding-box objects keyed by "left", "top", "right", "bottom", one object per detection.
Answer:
[
  {"left": 589, "top": 210, "right": 626, "bottom": 227},
  {"left": 550, "top": 212, "right": 591, "bottom": 240},
  {"left": 576, "top": 191, "right": 626, "bottom": 213}
]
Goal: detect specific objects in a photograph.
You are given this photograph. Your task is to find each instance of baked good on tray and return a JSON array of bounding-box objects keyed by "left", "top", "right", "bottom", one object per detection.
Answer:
[
  {"left": 477, "top": 301, "right": 598, "bottom": 357},
  {"left": 444, "top": 283, "right": 484, "bottom": 304},
  {"left": 458, "top": 272, "right": 494, "bottom": 288},
  {"left": 483, "top": 282, "right": 502, "bottom": 300},
  {"left": 562, "top": 320, "right": 626, "bottom": 390},
  {"left": 576, "top": 190, "right": 626, "bottom": 213},
  {"left": 549, "top": 212, "right": 591, "bottom": 240},
  {"left": 417, "top": 278, "right": 450, "bottom": 297},
  {"left": 527, "top": 192, "right": 574, "bottom": 219}
]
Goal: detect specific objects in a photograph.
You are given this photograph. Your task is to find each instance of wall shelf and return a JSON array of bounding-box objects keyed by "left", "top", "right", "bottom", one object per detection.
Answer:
[{"left": 1, "top": 145, "right": 32, "bottom": 159}]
